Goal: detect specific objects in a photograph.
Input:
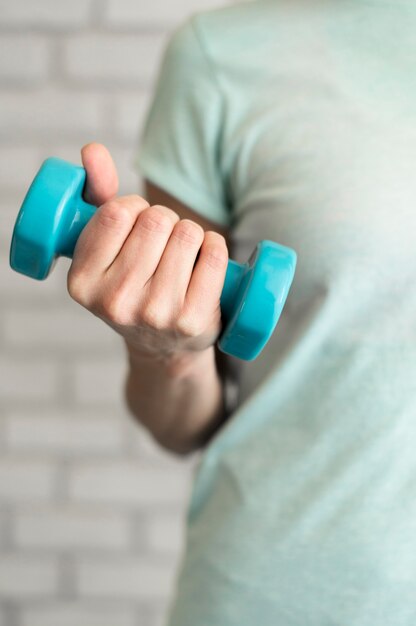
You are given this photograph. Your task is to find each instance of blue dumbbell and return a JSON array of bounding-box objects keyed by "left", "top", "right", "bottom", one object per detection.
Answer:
[{"left": 9, "top": 157, "right": 296, "bottom": 360}]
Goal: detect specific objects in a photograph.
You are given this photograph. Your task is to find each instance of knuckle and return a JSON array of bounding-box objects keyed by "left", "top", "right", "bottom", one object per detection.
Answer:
[
  {"left": 97, "top": 200, "right": 132, "bottom": 230},
  {"left": 152, "top": 205, "right": 179, "bottom": 223},
  {"left": 141, "top": 303, "right": 170, "bottom": 331},
  {"left": 97, "top": 196, "right": 150, "bottom": 230},
  {"left": 173, "top": 219, "right": 204, "bottom": 246},
  {"left": 137, "top": 206, "right": 177, "bottom": 234},
  {"left": 175, "top": 312, "right": 202, "bottom": 338},
  {"left": 100, "top": 293, "right": 130, "bottom": 326},
  {"left": 123, "top": 194, "right": 150, "bottom": 210}
]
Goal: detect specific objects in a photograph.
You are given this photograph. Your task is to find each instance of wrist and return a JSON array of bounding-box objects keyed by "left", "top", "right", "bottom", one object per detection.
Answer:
[{"left": 124, "top": 340, "right": 216, "bottom": 380}]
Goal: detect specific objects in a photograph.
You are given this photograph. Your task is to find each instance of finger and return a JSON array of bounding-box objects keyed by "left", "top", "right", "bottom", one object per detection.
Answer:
[
  {"left": 183, "top": 231, "right": 228, "bottom": 324},
  {"left": 149, "top": 219, "right": 205, "bottom": 311},
  {"left": 108, "top": 205, "right": 180, "bottom": 288},
  {"left": 70, "top": 195, "right": 149, "bottom": 278},
  {"left": 81, "top": 142, "right": 119, "bottom": 206}
]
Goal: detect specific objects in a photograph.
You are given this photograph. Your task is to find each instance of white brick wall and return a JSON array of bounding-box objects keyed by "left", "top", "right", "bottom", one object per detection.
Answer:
[
  {"left": 147, "top": 513, "right": 185, "bottom": 556},
  {"left": 0, "top": 36, "right": 50, "bottom": 84},
  {"left": 3, "top": 303, "right": 119, "bottom": 351},
  {"left": 106, "top": 0, "right": 227, "bottom": 27},
  {"left": 76, "top": 557, "right": 177, "bottom": 600},
  {"left": 64, "top": 34, "right": 167, "bottom": 86},
  {"left": 0, "top": 556, "right": 59, "bottom": 598},
  {"left": 0, "top": 460, "right": 56, "bottom": 502},
  {"left": 69, "top": 462, "right": 192, "bottom": 506},
  {"left": 15, "top": 509, "right": 130, "bottom": 550},
  {"left": 0, "top": 91, "right": 105, "bottom": 140},
  {"left": 1, "top": 0, "right": 93, "bottom": 28},
  {"left": 0, "top": 1, "right": 227, "bottom": 624},
  {"left": 5, "top": 411, "right": 125, "bottom": 455},
  {"left": 0, "top": 147, "right": 41, "bottom": 190},
  {"left": 0, "top": 359, "right": 59, "bottom": 402},
  {"left": 73, "top": 356, "right": 128, "bottom": 405},
  {"left": 20, "top": 605, "right": 138, "bottom": 626}
]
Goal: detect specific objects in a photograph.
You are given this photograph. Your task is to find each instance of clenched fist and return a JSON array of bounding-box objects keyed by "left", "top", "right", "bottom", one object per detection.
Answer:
[{"left": 67, "top": 143, "right": 229, "bottom": 361}]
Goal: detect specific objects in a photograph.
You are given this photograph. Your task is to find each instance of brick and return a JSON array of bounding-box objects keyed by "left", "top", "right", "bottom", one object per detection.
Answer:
[
  {"left": 15, "top": 508, "right": 129, "bottom": 550},
  {"left": 114, "top": 92, "right": 151, "bottom": 142},
  {"left": 0, "top": 91, "right": 103, "bottom": 140},
  {"left": 21, "top": 605, "right": 137, "bottom": 626},
  {"left": 106, "top": 0, "right": 226, "bottom": 27},
  {"left": 3, "top": 304, "right": 119, "bottom": 352},
  {"left": 77, "top": 557, "right": 176, "bottom": 599},
  {"left": 73, "top": 356, "right": 127, "bottom": 405},
  {"left": 0, "top": 460, "right": 56, "bottom": 502},
  {"left": 0, "top": 556, "right": 58, "bottom": 598},
  {"left": 64, "top": 33, "right": 167, "bottom": 85},
  {"left": 1, "top": 0, "right": 92, "bottom": 28},
  {"left": 69, "top": 462, "right": 191, "bottom": 506},
  {"left": 147, "top": 512, "right": 185, "bottom": 556},
  {"left": 0, "top": 147, "right": 41, "bottom": 190},
  {"left": 0, "top": 35, "right": 49, "bottom": 83},
  {"left": 5, "top": 411, "right": 124, "bottom": 455},
  {"left": 0, "top": 514, "right": 7, "bottom": 550},
  {"left": 0, "top": 357, "right": 59, "bottom": 402}
]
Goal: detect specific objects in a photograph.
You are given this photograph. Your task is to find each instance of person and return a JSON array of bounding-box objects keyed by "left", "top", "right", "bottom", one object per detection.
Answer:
[{"left": 68, "top": 0, "right": 416, "bottom": 624}]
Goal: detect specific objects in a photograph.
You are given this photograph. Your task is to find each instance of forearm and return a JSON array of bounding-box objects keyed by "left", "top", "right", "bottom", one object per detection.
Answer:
[{"left": 124, "top": 343, "right": 226, "bottom": 455}]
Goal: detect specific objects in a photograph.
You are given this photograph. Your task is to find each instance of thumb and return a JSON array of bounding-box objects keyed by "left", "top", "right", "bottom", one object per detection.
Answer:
[{"left": 81, "top": 142, "right": 119, "bottom": 206}]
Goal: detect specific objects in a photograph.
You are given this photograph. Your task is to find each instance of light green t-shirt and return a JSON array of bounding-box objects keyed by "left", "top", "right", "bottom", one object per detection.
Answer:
[{"left": 136, "top": 1, "right": 416, "bottom": 624}]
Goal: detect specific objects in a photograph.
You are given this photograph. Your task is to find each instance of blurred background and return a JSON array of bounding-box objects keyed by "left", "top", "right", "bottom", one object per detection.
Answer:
[{"left": 0, "top": 1, "right": 229, "bottom": 625}]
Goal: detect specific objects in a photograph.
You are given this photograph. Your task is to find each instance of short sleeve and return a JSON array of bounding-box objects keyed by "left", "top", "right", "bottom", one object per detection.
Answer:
[{"left": 135, "top": 19, "right": 230, "bottom": 227}]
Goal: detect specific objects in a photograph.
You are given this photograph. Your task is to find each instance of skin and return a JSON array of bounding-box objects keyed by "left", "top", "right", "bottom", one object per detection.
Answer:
[{"left": 68, "top": 142, "right": 231, "bottom": 454}]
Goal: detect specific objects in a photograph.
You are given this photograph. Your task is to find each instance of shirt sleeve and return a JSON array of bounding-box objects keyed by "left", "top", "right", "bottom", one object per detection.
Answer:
[{"left": 135, "top": 18, "right": 230, "bottom": 227}]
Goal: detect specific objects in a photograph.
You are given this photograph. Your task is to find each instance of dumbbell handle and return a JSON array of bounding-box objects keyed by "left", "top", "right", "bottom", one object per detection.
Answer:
[{"left": 57, "top": 180, "right": 246, "bottom": 326}]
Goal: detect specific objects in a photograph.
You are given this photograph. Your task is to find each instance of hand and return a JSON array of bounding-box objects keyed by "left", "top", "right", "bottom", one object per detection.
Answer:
[{"left": 67, "top": 143, "right": 229, "bottom": 360}]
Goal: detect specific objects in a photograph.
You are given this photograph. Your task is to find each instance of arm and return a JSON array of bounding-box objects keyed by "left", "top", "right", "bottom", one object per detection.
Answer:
[
  {"left": 124, "top": 181, "right": 231, "bottom": 455},
  {"left": 68, "top": 143, "right": 232, "bottom": 457}
]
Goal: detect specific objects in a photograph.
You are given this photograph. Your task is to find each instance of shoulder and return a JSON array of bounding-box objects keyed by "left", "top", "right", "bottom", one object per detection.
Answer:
[
  {"left": 166, "top": 1, "right": 271, "bottom": 66},
  {"left": 166, "top": 1, "right": 301, "bottom": 84}
]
